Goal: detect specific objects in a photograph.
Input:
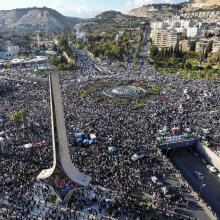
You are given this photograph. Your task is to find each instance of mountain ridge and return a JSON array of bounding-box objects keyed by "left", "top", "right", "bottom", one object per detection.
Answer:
[
  {"left": 0, "top": 7, "right": 84, "bottom": 31},
  {"left": 125, "top": 0, "right": 220, "bottom": 19}
]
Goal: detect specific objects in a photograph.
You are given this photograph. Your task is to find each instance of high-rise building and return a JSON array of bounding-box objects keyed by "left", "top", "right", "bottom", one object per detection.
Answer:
[{"left": 153, "top": 31, "right": 181, "bottom": 49}]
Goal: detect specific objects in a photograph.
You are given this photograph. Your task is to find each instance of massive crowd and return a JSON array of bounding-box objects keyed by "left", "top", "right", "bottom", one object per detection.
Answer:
[{"left": 0, "top": 57, "right": 219, "bottom": 219}]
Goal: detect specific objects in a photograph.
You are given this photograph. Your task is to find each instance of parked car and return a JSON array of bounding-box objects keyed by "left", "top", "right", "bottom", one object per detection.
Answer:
[
  {"left": 217, "top": 173, "right": 220, "bottom": 179},
  {"left": 207, "top": 165, "right": 217, "bottom": 173},
  {"left": 200, "top": 158, "right": 208, "bottom": 165},
  {"left": 194, "top": 171, "right": 204, "bottom": 180}
]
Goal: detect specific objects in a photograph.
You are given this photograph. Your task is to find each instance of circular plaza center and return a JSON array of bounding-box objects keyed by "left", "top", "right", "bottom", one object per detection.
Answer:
[{"left": 102, "top": 85, "right": 143, "bottom": 97}]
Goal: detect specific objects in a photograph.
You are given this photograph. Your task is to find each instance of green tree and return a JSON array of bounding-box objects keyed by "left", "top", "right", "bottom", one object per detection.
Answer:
[
  {"left": 206, "top": 41, "right": 213, "bottom": 53},
  {"left": 185, "top": 61, "right": 192, "bottom": 69},
  {"left": 67, "top": 63, "right": 77, "bottom": 70},
  {"left": 174, "top": 42, "right": 180, "bottom": 57},
  {"left": 55, "top": 63, "right": 65, "bottom": 70},
  {"left": 19, "top": 109, "right": 28, "bottom": 121},
  {"left": 10, "top": 112, "right": 20, "bottom": 124},
  {"left": 104, "top": 49, "right": 111, "bottom": 61},
  {"left": 169, "top": 47, "right": 173, "bottom": 56},
  {"left": 150, "top": 45, "right": 159, "bottom": 57}
]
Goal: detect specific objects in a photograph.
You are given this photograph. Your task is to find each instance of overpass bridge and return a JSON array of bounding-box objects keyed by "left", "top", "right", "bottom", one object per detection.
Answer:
[{"left": 157, "top": 137, "right": 198, "bottom": 151}]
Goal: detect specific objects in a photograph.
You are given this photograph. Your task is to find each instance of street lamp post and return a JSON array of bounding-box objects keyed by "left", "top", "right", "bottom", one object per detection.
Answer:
[
  {"left": 166, "top": 146, "right": 170, "bottom": 157},
  {"left": 198, "top": 178, "right": 206, "bottom": 199}
]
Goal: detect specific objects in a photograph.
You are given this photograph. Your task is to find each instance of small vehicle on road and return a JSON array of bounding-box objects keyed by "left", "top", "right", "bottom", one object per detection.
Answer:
[
  {"left": 194, "top": 171, "right": 204, "bottom": 180},
  {"left": 192, "top": 152, "right": 199, "bottom": 158},
  {"left": 200, "top": 158, "right": 208, "bottom": 165},
  {"left": 207, "top": 165, "right": 217, "bottom": 173}
]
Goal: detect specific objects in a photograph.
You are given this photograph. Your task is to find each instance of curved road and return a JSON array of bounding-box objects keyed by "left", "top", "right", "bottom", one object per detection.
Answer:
[{"left": 173, "top": 148, "right": 220, "bottom": 217}]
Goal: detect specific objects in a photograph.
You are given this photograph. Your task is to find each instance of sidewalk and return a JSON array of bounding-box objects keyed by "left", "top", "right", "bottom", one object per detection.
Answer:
[
  {"left": 194, "top": 194, "right": 217, "bottom": 220},
  {"left": 173, "top": 157, "right": 217, "bottom": 220}
]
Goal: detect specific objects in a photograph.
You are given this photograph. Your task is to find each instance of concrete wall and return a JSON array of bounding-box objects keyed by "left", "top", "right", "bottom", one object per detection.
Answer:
[{"left": 196, "top": 141, "right": 220, "bottom": 171}]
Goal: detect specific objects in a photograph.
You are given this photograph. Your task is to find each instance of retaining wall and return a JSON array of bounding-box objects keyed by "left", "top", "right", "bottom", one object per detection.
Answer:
[{"left": 196, "top": 141, "right": 220, "bottom": 171}]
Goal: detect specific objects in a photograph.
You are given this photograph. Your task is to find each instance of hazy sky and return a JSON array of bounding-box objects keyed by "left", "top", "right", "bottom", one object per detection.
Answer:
[{"left": 0, "top": 0, "right": 188, "bottom": 18}]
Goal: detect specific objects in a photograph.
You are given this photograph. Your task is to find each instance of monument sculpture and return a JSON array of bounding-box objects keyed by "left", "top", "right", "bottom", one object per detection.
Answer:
[{"left": 37, "top": 73, "right": 91, "bottom": 202}]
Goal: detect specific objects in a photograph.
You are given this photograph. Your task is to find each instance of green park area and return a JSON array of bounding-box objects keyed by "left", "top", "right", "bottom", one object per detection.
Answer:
[
  {"left": 81, "top": 81, "right": 162, "bottom": 106},
  {"left": 150, "top": 44, "right": 220, "bottom": 80}
]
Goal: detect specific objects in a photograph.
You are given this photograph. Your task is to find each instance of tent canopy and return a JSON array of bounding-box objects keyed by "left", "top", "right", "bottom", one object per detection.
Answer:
[
  {"left": 90, "top": 134, "right": 96, "bottom": 140},
  {"left": 75, "top": 133, "right": 84, "bottom": 138},
  {"left": 184, "top": 133, "right": 190, "bottom": 137},
  {"left": 0, "top": 119, "right": 5, "bottom": 123},
  {"left": 171, "top": 127, "right": 181, "bottom": 132},
  {"left": 23, "top": 143, "right": 33, "bottom": 148},
  {"left": 108, "top": 146, "right": 116, "bottom": 152},
  {"left": 83, "top": 139, "right": 89, "bottom": 143}
]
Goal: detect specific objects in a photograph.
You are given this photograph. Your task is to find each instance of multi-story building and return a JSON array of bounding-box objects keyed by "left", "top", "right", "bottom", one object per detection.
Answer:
[
  {"left": 212, "top": 41, "right": 220, "bottom": 53},
  {"left": 168, "top": 32, "right": 182, "bottom": 48},
  {"left": 153, "top": 30, "right": 181, "bottom": 49},
  {"left": 153, "top": 30, "right": 168, "bottom": 48},
  {"left": 195, "top": 40, "right": 209, "bottom": 52},
  {"left": 7, "top": 46, "right": 20, "bottom": 56},
  {"left": 179, "top": 39, "right": 196, "bottom": 51},
  {"left": 186, "top": 27, "right": 202, "bottom": 38}
]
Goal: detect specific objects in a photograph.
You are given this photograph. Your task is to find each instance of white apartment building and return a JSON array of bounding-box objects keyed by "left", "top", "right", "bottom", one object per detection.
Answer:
[
  {"left": 151, "top": 19, "right": 196, "bottom": 31},
  {"left": 7, "top": 46, "right": 20, "bottom": 56},
  {"left": 186, "top": 27, "right": 202, "bottom": 38}
]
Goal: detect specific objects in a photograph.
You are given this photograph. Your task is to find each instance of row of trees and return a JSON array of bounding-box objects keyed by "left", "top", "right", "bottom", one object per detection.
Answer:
[
  {"left": 150, "top": 43, "right": 220, "bottom": 79},
  {"left": 58, "top": 38, "right": 78, "bottom": 64},
  {"left": 50, "top": 55, "right": 77, "bottom": 70},
  {"left": 150, "top": 40, "right": 213, "bottom": 60},
  {"left": 76, "top": 30, "right": 142, "bottom": 62},
  {"left": 49, "top": 38, "right": 78, "bottom": 70}
]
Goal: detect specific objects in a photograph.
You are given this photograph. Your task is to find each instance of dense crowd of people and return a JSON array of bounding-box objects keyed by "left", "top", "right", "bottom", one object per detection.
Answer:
[{"left": 0, "top": 55, "right": 219, "bottom": 219}]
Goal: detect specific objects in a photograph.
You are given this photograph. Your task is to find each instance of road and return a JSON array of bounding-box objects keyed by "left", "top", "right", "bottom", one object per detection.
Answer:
[
  {"left": 71, "top": 44, "right": 104, "bottom": 73},
  {"left": 144, "top": 154, "right": 213, "bottom": 219},
  {"left": 139, "top": 27, "right": 149, "bottom": 70},
  {"left": 173, "top": 148, "right": 220, "bottom": 217},
  {"left": 0, "top": 70, "right": 48, "bottom": 83}
]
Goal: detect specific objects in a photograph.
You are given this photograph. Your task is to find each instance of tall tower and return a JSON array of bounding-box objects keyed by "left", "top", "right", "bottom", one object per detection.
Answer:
[
  {"left": 37, "top": 34, "right": 40, "bottom": 50},
  {"left": 37, "top": 73, "right": 91, "bottom": 202}
]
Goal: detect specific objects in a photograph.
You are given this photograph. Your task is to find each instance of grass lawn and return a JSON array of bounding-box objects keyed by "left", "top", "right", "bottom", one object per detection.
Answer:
[
  {"left": 86, "top": 87, "right": 98, "bottom": 93},
  {"left": 92, "top": 94, "right": 104, "bottom": 101},
  {"left": 98, "top": 81, "right": 116, "bottom": 87},
  {"left": 78, "top": 93, "right": 85, "bottom": 97},
  {"left": 132, "top": 103, "right": 146, "bottom": 107}
]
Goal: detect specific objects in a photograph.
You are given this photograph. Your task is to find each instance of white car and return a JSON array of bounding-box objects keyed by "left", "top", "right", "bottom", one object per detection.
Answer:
[
  {"left": 194, "top": 171, "right": 204, "bottom": 180},
  {"left": 218, "top": 173, "right": 220, "bottom": 179},
  {"left": 131, "top": 154, "right": 146, "bottom": 161},
  {"left": 207, "top": 165, "right": 217, "bottom": 173},
  {"left": 151, "top": 176, "right": 161, "bottom": 186}
]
